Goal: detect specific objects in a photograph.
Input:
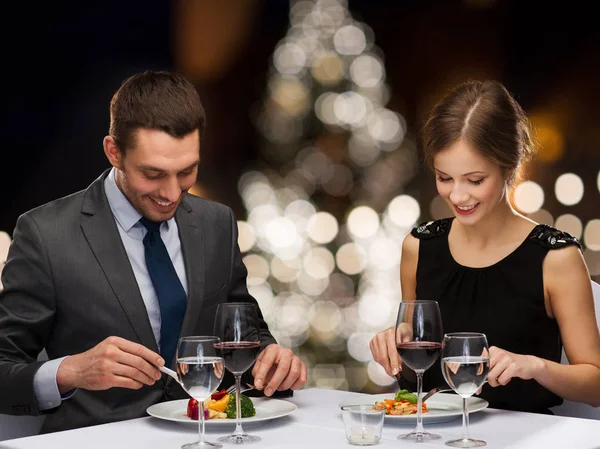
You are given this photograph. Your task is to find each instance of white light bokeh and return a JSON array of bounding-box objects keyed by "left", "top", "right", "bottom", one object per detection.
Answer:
[
  {"left": 348, "top": 131, "right": 380, "bottom": 166},
  {"left": 271, "top": 256, "right": 301, "bottom": 283},
  {"left": 333, "top": 24, "right": 367, "bottom": 55},
  {"left": 296, "top": 271, "right": 330, "bottom": 296},
  {"left": 336, "top": 242, "right": 367, "bottom": 275},
  {"left": 284, "top": 199, "right": 317, "bottom": 235},
  {"left": 269, "top": 76, "right": 310, "bottom": 117},
  {"left": 554, "top": 214, "right": 583, "bottom": 240},
  {"left": 368, "top": 238, "right": 400, "bottom": 270},
  {"left": 247, "top": 283, "right": 274, "bottom": 321},
  {"left": 583, "top": 219, "right": 600, "bottom": 251},
  {"left": 366, "top": 108, "right": 405, "bottom": 144},
  {"left": 265, "top": 217, "right": 299, "bottom": 250},
  {"left": 358, "top": 291, "right": 395, "bottom": 329},
  {"left": 314, "top": 92, "right": 340, "bottom": 125},
  {"left": 310, "top": 301, "right": 342, "bottom": 333},
  {"left": 513, "top": 181, "right": 545, "bottom": 213},
  {"left": 597, "top": 170, "right": 600, "bottom": 194},
  {"left": 387, "top": 195, "right": 420, "bottom": 228},
  {"left": 307, "top": 212, "right": 339, "bottom": 244},
  {"left": 303, "top": 247, "right": 336, "bottom": 279},
  {"left": 333, "top": 92, "right": 369, "bottom": 126},
  {"left": 237, "top": 221, "right": 256, "bottom": 253},
  {"left": 276, "top": 293, "right": 314, "bottom": 340},
  {"left": 347, "top": 332, "right": 376, "bottom": 362},
  {"left": 274, "top": 42, "right": 307, "bottom": 75},
  {"left": 367, "top": 360, "right": 396, "bottom": 386},
  {"left": 242, "top": 254, "right": 270, "bottom": 286},
  {"left": 311, "top": 53, "right": 344, "bottom": 86},
  {"left": 350, "top": 54, "right": 384, "bottom": 88},
  {"left": 347, "top": 206, "right": 380, "bottom": 239},
  {"left": 555, "top": 173, "right": 584, "bottom": 206},
  {"left": 239, "top": 172, "right": 276, "bottom": 210}
]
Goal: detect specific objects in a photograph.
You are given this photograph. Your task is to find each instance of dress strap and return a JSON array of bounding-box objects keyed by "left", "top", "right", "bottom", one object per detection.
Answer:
[
  {"left": 411, "top": 218, "right": 453, "bottom": 240},
  {"left": 527, "top": 224, "right": 581, "bottom": 249}
]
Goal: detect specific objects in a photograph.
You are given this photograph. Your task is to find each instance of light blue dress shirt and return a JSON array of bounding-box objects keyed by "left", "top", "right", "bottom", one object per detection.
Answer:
[{"left": 33, "top": 168, "right": 188, "bottom": 410}]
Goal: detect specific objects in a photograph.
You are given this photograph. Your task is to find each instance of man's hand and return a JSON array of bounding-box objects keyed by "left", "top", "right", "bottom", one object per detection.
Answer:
[
  {"left": 251, "top": 344, "right": 307, "bottom": 396},
  {"left": 487, "top": 346, "right": 544, "bottom": 387},
  {"left": 56, "top": 336, "right": 164, "bottom": 394}
]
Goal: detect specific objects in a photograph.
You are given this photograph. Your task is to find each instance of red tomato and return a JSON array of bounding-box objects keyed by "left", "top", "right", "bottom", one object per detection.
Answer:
[
  {"left": 211, "top": 388, "right": 228, "bottom": 401},
  {"left": 187, "top": 398, "right": 199, "bottom": 420}
]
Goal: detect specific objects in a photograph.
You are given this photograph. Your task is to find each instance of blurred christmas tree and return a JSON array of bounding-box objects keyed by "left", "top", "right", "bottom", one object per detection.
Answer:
[{"left": 237, "top": 0, "right": 422, "bottom": 392}]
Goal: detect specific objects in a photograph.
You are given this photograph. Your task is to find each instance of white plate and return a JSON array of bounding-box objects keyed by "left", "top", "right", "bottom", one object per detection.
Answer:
[
  {"left": 338, "top": 393, "right": 488, "bottom": 425},
  {"left": 147, "top": 398, "right": 298, "bottom": 425}
]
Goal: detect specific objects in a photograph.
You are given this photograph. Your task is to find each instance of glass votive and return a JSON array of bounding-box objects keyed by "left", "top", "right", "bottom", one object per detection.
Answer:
[{"left": 341, "top": 404, "right": 385, "bottom": 446}]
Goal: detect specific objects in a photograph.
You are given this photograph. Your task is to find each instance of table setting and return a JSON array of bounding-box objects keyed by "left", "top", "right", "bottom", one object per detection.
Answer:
[{"left": 2, "top": 300, "right": 599, "bottom": 449}]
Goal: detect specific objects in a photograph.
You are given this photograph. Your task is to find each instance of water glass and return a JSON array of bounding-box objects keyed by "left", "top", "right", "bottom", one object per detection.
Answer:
[
  {"left": 341, "top": 405, "right": 385, "bottom": 446},
  {"left": 441, "top": 332, "right": 489, "bottom": 447}
]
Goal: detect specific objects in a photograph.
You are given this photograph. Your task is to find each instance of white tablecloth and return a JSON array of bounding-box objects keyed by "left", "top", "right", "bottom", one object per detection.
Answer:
[{"left": 2, "top": 388, "right": 598, "bottom": 449}]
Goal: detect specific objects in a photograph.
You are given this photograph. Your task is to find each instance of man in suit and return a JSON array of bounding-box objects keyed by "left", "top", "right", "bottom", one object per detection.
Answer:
[{"left": 0, "top": 70, "right": 307, "bottom": 433}]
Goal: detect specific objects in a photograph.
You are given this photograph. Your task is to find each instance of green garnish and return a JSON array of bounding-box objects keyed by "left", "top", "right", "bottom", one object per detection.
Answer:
[{"left": 394, "top": 389, "right": 418, "bottom": 404}]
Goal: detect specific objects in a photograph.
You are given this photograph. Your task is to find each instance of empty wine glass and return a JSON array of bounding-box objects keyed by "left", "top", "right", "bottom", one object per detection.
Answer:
[
  {"left": 214, "top": 303, "right": 262, "bottom": 444},
  {"left": 176, "top": 336, "right": 225, "bottom": 449},
  {"left": 441, "top": 332, "right": 490, "bottom": 448},
  {"left": 396, "top": 300, "right": 444, "bottom": 442}
]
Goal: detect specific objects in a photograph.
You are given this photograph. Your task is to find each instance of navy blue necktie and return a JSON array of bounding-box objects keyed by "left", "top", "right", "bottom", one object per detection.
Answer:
[{"left": 140, "top": 217, "right": 187, "bottom": 365}]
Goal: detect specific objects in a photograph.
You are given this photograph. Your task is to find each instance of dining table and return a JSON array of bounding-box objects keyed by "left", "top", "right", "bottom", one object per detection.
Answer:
[{"left": 1, "top": 388, "right": 598, "bottom": 449}]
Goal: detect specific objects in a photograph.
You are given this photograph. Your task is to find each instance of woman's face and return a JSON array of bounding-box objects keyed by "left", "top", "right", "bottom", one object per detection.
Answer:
[{"left": 433, "top": 139, "right": 508, "bottom": 226}]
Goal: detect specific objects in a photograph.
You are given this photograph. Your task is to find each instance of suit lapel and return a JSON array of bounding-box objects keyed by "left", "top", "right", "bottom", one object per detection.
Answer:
[
  {"left": 80, "top": 171, "right": 159, "bottom": 353},
  {"left": 176, "top": 197, "right": 206, "bottom": 343}
]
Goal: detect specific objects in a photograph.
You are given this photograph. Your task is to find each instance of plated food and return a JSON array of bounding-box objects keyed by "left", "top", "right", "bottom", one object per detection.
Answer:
[
  {"left": 186, "top": 388, "right": 256, "bottom": 420},
  {"left": 374, "top": 390, "right": 428, "bottom": 415}
]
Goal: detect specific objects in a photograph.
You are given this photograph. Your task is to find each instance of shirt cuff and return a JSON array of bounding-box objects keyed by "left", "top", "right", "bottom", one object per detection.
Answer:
[{"left": 33, "top": 356, "right": 76, "bottom": 411}]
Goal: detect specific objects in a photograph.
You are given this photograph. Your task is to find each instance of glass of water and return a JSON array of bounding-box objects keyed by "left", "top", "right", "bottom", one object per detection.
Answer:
[
  {"left": 176, "top": 336, "right": 225, "bottom": 449},
  {"left": 341, "top": 405, "right": 385, "bottom": 445},
  {"left": 441, "top": 333, "right": 489, "bottom": 448}
]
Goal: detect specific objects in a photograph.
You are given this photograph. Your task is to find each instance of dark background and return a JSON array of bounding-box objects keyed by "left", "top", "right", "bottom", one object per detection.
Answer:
[{"left": 2, "top": 0, "right": 599, "bottom": 234}]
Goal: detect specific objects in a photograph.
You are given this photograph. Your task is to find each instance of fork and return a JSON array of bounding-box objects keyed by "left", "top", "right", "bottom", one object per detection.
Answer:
[
  {"left": 422, "top": 380, "right": 488, "bottom": 402},
  {"left": 226, "top": 383, "right": 255, "bottom": 395}
]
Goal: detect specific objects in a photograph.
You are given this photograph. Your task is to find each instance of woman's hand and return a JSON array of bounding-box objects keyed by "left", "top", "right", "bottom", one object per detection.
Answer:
[
  {"left": 369, "top": 323, "right": 413, "bottom": 377},
  {"left": 487, "top": 346, "right": 544, "bottom": 387}
]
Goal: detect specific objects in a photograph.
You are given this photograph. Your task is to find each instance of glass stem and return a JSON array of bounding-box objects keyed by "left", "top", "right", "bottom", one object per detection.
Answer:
[
  {"left": 233, "top": 374, "right": 244, "bottom": 436},
  {"left": 415, "top": 371, "right": 425, "bottom": 435},
  {"left": 462, "top": 397, "right": 470, "bottom": 441},
  {"left": 198, "top": 400, "right": 206, "bottom": 443}
]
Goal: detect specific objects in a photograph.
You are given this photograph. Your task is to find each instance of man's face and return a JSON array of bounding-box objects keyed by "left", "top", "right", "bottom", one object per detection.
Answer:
[{"left": 110, "top": 128, "right": 200, "bottom": 222}]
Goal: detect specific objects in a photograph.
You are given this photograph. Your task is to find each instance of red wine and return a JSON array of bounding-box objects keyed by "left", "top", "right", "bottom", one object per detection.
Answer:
[
  {"left": 397, "top": 341, "right": 442, "bottom": 371},
  {"left": 214, "top": 341, "right": 261, "bottom": 374}
]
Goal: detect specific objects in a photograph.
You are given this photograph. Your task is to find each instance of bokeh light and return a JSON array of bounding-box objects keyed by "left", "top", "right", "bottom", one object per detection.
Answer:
[
  {"left": 307, "top": 212, "right": 339, "bottom": 244},
  {"left": 336, "top": 243, "right": 368, "bottom": 275},
  {"left": 583, "top": 220, "right": 600, "bottom": 251},
  {"left": 237, "top": 221, "right": 256, "bottom": 253},
  {"left": 347, "top": 206, "right": 380, "bottom": 239},
  {"left": 387, "top": 195, "right": 420, "bottom": 228},
  {"left": 513, "top": 181, "right": 544, "bottom": 214},
  {"left": 555, "top": 173, "right": 584, "bottom": 206},
  {"left": 554, "top": 214, "right": 583, "bottom": 240}
]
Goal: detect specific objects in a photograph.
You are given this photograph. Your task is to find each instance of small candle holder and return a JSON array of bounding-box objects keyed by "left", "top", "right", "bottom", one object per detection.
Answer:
[{"left": 341, "top": 405, "right": 385, "bottom": 446}]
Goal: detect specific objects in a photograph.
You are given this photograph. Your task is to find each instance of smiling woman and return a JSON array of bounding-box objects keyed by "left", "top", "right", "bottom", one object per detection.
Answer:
[{"left": 369, "top": 79, "right": 600, "bottom": 415}]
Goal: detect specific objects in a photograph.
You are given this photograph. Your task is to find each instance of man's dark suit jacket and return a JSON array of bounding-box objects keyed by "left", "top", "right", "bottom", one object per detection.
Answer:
[{"left": 0, "top": 170, "right": 276, "bottom": 433}]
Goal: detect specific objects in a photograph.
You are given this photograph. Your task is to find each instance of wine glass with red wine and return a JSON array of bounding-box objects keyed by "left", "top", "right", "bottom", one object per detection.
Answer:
[
  {"left": 213, "top": 303, "right": 262, "bottom": 444},
  {"left": 396, "top": 300, "right": 443, "bottom": 441}
]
